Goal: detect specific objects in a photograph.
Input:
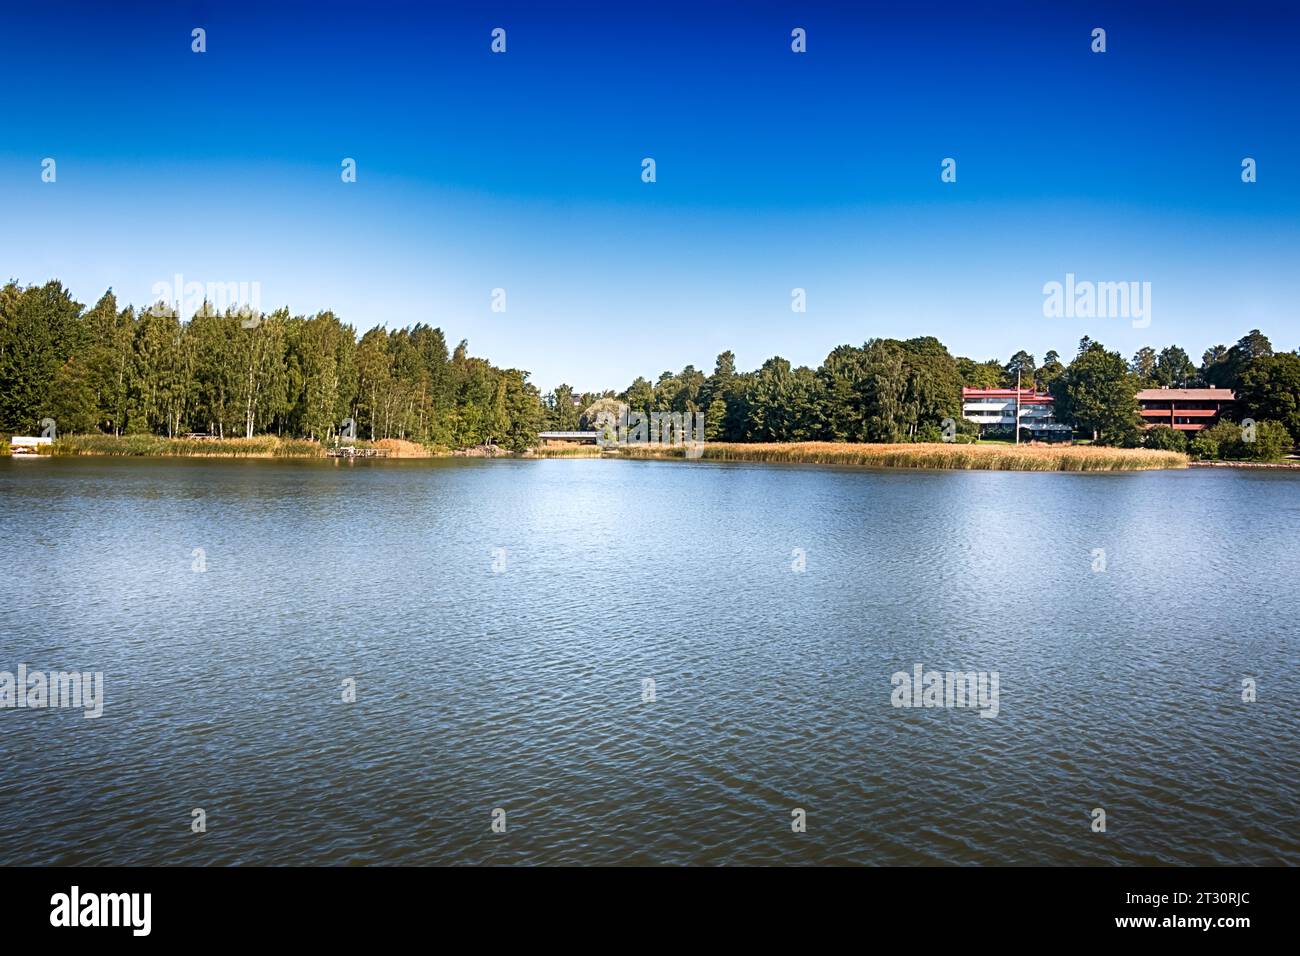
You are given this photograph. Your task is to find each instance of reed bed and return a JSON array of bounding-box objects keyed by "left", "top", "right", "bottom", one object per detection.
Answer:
[
  {"left": 530, "top": 445, "right": 604, "bottom": 458},
  {"left": 371, "top": 438, "right": 449, "bottom": 458},
  {"left": 617, "top": 441, "right": 1187, "bottom": 471},
  {"left": 50, "top": 434, "right": 326, "bottom": 458}
]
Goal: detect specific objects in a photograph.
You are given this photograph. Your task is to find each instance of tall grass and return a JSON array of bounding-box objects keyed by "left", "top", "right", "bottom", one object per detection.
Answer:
[
  {"left": 51, "top": 434, "right": 326, "bottom": 458},
  {"left": 616, "top": 441, "right": 1187, "bottom": 472},
  {"left": 530, "top": 445, "right": 604, "bottom": 458},
  {"left": 371, "top": 438, "right": 450, "bottom": 458}
]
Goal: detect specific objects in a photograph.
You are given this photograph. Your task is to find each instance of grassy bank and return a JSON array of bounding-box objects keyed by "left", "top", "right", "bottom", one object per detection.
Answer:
[
  {"left": 48, "top": 434, "right": 326, "bottom": 457},
  {"left": 31, "top": 434, "right": 454, "bottom": 458},
  {"left": 371, "top": 438, "right": 449, "bottom": 458},
  {"left": 7, "top": 435, "right": 1189, "bottom": 471},
  {"left": 615, "top": 441, "right": 1188, "bottom": 471},
  {"left": 529, "top": 445, "right": 604, "bottom": 458}
]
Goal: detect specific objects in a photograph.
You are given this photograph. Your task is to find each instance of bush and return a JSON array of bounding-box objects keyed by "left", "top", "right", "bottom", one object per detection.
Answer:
[
  {"left": 1192, "top": 419, "right": 1245, "bottom": 460},
  {"left": 1143, "top": 425, "right": 1187, "bottom": 453},
  {"left": 915, "top": 417, "right": 979, "bottom": 444},
  {"left": 1190, "top": 431, "right": 1219, "bottom": 461},
  {"left": 955, "top": 417, "right": 981, "bottom": 443},
  {"left": 1189, "top": 418, "right": 1293, "bottom": 461},
  {"left": 1243, "top": 420, "right": 1293, "bottom": 461}
]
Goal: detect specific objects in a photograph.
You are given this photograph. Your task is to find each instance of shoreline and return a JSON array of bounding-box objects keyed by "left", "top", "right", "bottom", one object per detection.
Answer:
[
  {"left": 1187, "top": 459, "right": 1300, "bottom": 470},
  {"left": 14, "top": 435, "right": 447, "bottom": 460},
  {"left": 9, "top": 435, "right": 1299, "bottom": 472},
  {"left": 12, "top": 436, "right": 1186, "bottom": 472},
  {"left": 607, "top": 441, "right": 1187, "bottom": 472}
]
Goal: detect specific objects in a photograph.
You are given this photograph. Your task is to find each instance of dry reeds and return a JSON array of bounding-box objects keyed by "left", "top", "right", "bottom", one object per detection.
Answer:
[{"left": 616, "top": 441, "right": 1186, "bottom": 472}]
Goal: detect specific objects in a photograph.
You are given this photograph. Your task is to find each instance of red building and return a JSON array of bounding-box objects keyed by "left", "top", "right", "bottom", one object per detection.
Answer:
[{"left": 1135, "top": 387, "right": 1235, "bottom": 432}]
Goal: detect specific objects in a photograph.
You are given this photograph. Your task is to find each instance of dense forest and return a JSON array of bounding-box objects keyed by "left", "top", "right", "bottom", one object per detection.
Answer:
[
  {"left": 2, "top": 279, "right": 1296, "bottom": 456},
  {"left": 0, "top": 280, "right": 543, "bottom": 451},
  {"left": 544, "top": 329, "right": 1299, "bottom": 455}
]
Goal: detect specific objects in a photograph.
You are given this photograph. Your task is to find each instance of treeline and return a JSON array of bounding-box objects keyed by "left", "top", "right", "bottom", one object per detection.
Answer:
[
  {"left": 543, "top": 337, "right": 969, "bottom": 444},
  {"left": 0, "top": 281, "right": 543, "bottom": 450},
  {"left": 544, "top": 329, "right": 1299, "bottom": 452},
  {"left": 5, "top": 279, "right": 1296, "bottom": 457}
]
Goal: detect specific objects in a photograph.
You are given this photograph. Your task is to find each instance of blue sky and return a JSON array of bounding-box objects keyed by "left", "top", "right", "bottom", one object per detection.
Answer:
[{"left": 1, "top": 0, "right": 1297, "bottom": 391}]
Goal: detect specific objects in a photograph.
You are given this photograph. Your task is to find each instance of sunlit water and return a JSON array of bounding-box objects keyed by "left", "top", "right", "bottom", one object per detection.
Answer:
[{"left": 0, "top": 457, "right": 1296, "bottom": 865}]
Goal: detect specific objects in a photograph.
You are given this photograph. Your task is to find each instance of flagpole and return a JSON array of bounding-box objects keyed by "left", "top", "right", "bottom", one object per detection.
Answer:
[{"left": 1015, "top": 368, "right": 1021, "bottom": 445}]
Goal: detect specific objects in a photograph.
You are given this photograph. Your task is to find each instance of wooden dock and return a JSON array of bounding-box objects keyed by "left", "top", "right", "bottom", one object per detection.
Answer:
[{"left": 326, "top": 445, "right": 389, "bottom": 459}]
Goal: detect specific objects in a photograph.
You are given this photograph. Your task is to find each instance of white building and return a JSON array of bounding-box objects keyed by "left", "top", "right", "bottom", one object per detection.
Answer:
[{"left": 961, "top": 388, "right": 1071, "bottom": 441}]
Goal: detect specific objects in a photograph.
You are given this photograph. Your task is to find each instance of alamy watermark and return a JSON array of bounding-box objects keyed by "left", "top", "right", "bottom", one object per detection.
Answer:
[
  {"left": 148, "top": 273, "right": 262, "bottom": 325},
  {"left": 1, "top": 665, "right": 104, "bottom": 719},
  {"left": 595, "top": 407, "right": 706, "bottom": 459},
  {"left": 891, "top": 664, "right": 999, "bottom": 718},
  {"left": 50, "top": 886, "right": 150, "bottom": 936},
  {"left": 1043, "top": 273, "right": 1151, "bottom": 329}
]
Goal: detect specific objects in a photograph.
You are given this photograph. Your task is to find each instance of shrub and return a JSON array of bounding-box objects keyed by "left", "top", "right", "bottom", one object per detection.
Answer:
[
  {"left": 1243, "top": 420, "right": 1294, "bottom": 462},
  {"left": 1193, "top": 419, "right": 1245, "bottom": 460},
  {"left": 1189, "top": 431, "right": 1218, "bottom": 461},
  {"left": 1143, "top": 425, "right": 1187, "bottom": 453}
]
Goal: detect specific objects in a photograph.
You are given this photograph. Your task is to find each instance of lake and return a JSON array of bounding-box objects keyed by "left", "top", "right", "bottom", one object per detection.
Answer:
[{"left": 0, "top": 457, "right": 1296, "bottom": 865}]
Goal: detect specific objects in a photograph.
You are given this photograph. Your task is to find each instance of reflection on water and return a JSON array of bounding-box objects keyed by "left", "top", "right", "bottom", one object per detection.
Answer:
[{"left": 0, "top": 457, "right": 1296, "bottom": 865}]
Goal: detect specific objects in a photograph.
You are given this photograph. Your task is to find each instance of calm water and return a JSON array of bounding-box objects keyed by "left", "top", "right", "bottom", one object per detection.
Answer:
[{"left": 0, "top": 457, "right": 1296, "bottom": 866}]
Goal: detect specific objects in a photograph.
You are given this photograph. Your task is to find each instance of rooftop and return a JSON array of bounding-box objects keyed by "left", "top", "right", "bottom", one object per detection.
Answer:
[
  {"left": 1135, "top": 388, "right": 1236, "bottom": 401},
  {"left": 961, "top": 387, "right": 1052, "bottom": 397}
]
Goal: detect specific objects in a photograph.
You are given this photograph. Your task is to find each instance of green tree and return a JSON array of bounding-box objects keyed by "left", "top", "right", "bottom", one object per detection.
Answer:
[
  {"left": 549, "top": 384, "right": 579, "bottom": 431},
  {"left": 1050, "top": 341, "right": 1142, "bottom": 445},
  {"left": 956, "top": 356, "right": 1003, "bottom": 389},
  {"left": 1003, "top": 350, "right": 1036, "bottom": 389},
  {"left": 902, "top": 336, "right": 962, "bottom": 439},
  {"left": 502, "top": 370, "right": 543, "bottom": 451},
  {"left": 1237, "top": 352, "right": 1300, "bottom": 439},
  {"left": 704, "top": 397, "right": 727, "bottom": 440},
  {"left": 80, "top": 290, "right": 134, "bottom": 434},
  {"left": 1244, "top": 420, "right": 1293, "bottom": 461},
  {"left": 817, "top": 344, "right": 866, "bottom": 441},
  {"left": 1153, "top": 346, "right": 1195, "bottom": 388},
  {"left": 1036, "top": 351, "right": 1065, "bottom": 393},
  {"left": 128, "top": 305, "right": 188, "bottom": 435},
  {"left": 46, "top": 355, "right": 99, "bottom": 434},
  {"left": 860, "top": 339, "right": 909, "bottom": 442},
  {"left": 1130, "top": 347, "right": 1158, "bottom": 384},
  {"left": 622, "top": 376, "right": 655, "bottom": 414},
  {"left": 0, "top": 281, "right": 84, "bottom": 432},
  {"left": 1204, "top": 330, "right": 1272, "bottom": 390},
  {"left": 1142, "top": 424, "right": 1186, "bottom": 453},
  {"left": 1191, "top": 419, "right": 1244, "bottom": 460}
]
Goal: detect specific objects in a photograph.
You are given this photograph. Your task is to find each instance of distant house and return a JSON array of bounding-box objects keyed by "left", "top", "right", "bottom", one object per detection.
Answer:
[
  {"left": 1135, "top": 387, "right": 1235, "bottom": 432},
  {"left": 961, "top": 387, "right": 1072, "bottom": 441}
]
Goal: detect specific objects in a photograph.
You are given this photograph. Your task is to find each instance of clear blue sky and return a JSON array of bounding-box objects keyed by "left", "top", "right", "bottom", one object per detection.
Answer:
[{"left": 1, "top": 0, "right": 1296, "bottom": 392}]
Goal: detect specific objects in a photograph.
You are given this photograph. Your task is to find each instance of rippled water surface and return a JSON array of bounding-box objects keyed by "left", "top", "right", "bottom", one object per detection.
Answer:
[{"left": 0, "top": 457, "right": 1296, "bottom": 865}]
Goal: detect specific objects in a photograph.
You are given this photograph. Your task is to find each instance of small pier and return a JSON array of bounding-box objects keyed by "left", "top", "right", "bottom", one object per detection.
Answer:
[
  {"left": 8, "top": 436, "right": 53, "bottom": 456},
  {"left": 327, "top": 445, "right": 389, "bottom": 459}
]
